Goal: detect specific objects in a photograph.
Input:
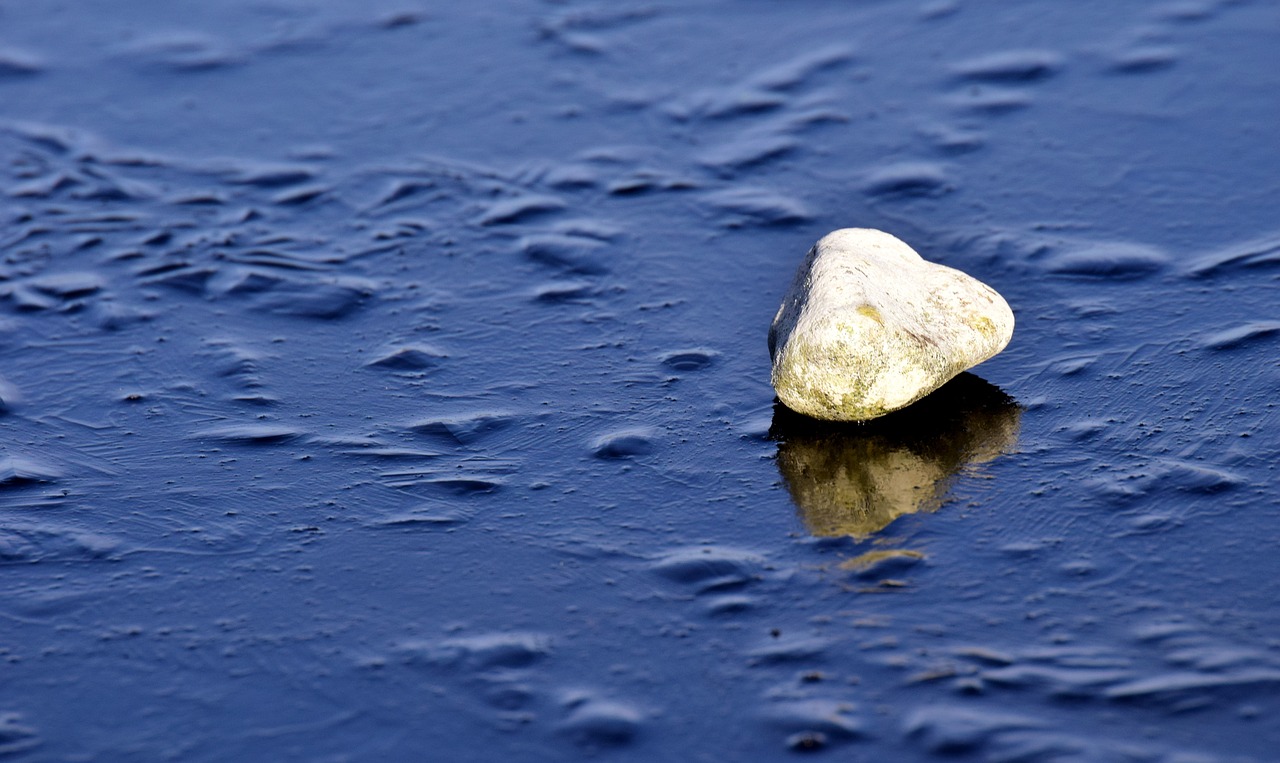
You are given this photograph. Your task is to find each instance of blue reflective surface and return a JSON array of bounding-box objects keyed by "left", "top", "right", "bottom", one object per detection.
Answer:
[{"left": 1, "top": 1, "right": 1278, "bottom": 759}]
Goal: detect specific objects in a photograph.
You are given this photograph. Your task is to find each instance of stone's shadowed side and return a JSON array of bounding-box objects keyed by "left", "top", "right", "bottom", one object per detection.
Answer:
[{"left": 769, "top": 229, "right": 1014, "bottom": 420}]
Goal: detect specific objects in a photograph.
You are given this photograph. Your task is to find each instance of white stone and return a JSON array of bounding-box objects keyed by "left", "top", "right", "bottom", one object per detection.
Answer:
[{"left": 769, "top": 229, "right": 1014, "bottom": 421}]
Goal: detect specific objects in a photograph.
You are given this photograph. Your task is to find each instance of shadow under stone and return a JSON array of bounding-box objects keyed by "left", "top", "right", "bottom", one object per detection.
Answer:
[{"left": 770, "top": 373, "right": 1023, "bottom": 537}]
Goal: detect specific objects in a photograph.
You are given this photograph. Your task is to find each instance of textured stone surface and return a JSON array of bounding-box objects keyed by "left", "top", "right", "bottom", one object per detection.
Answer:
[{"left": 769, "top": 229, "right": 1014, "bottom": 420}]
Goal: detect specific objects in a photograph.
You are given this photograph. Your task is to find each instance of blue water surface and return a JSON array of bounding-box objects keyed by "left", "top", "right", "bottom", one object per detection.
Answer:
[{"left": 1, "top": 0, "right": 1278, "bottom": 759}]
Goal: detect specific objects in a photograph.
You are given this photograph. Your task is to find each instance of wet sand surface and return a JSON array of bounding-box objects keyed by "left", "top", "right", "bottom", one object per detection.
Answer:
[{"left": 1, "top": 1, "right": 1278, "bottom": 759}]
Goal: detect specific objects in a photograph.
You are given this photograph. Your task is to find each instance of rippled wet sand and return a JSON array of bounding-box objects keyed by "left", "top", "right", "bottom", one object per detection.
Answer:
[{"left": 1, "top": 0, "right": 1278, "bottom": 759}]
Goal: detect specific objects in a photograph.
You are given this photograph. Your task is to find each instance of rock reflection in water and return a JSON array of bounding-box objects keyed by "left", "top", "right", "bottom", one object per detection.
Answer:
[{"left": 771, "top": 373, "right": 1022, "bottom": 537}]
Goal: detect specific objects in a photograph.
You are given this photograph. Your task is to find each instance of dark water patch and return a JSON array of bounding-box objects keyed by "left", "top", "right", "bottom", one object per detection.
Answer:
[
  {"left": 659, "top": 348, "right": 717, "bottom": 372},
  {"left": 761, "top": 699, "right": 864, "bottom": 746},
  {"left": 400, "top": 632, "right": 552, "bottom": 671},
  {"left": 271, "top": 185, "right": 329, "bottom": 205},
  {"left": 591, "top": 428, "right": 655, "bottom": 459},
  {"left": 1047, "top": 354, "right": 1096, "bottom": 376},
  {"left": 749, "top": 45, "right": 855, "bottom": 92},
  {"left": 0, "top": 377, "right": 21, "bottom": 413},
  {"left": 1154, "top": 0, "right": 1219, "bottom": 22},
  {"left": 93, "top": 302, "right": 153, "bottom": 330},
  {"left": 699, "top": 134, "right": 797, "bottom": 173},
  {"left": 539, "top": 7, "right": 660, "bottom": 56},
  {"left": 1107, "top": 670, "right": 1280, "bottom": 702},
  {"left": 950, "top": 647, "right": 1017, "bottom": 667},
  {"left": 0, "top": 524, "right": 122, "bottom": 564},
  {"left": 606, "top": 169, "right": 696, "bottom": 196},
  {"left": 213, "top": 270, "right": 277, "bottom": 297},
  {"left": 365, "top": 344, "right": 447, "bottom": 371},
  {"left": 944, "top": 88, "right": 1034, "bottom": 114},
  {"left": 575, "top": 144, "right": 650, "bottom": 165},
  {"left": 482, "top": 682, "right": 534, "bottom": 711},
  {"left": 0, "top": 712, "right": 39, "bottom": 756},
  {"left": 951, "top": 50, "right": 1064, "bottom": 82},
  {"left": 371, "top": 220, "right": 430, "bottom": 242},
  {"left": 370, "top": 506, "right": 473, "bottom": 529},
  {"left": 478, "top": 195, "right": 565, "bottom": 226},
  {"left": 377, "top": 10, "right": 427, "bottom": 29},
  {"left": 1199, "top": 321, "right": 1280, "bottom": 351},
  {"left": 532, "top": 280, "right": 600, "bottom": 304},
  {"left": 369, "top": 179, "right": 436, "bottom": 211},
  {"left": 167, "top": 190, "right": 227, "bottom": 205},
  {"left": 0, "top": 1, "right": 1276, "bottom": 758},
  {"left": 771, "top": 373, "right": 1021, "bottom": 537},
  {"left": 521, "top": 234, "right": 610, "bottom": 274},
  {"left": 665, "top": 89, "right": 787, "bottom": 121},
  {"left": 771, "top": 105, "right": 850, "bottom": 134},
  {"left": 71, "top": 179, "right": 153, "bottom": 203},
  {"left": 557, "top": 694, "right": 644, "bottom": 749},
  {"left": 409, "top": 412, "right": 516, "bottom": 444},
  {"left": 920, "top": 125, "right": 986, "bottom": 154},
  {"left": 542, "top": 164, "right": 599, "bottom": 190},
  {"left": 919, "top": 0, "right": 960, "bottom": 21},
  {"left": 221, "top": 163, "right": 316, "bottom": 188},
  {"left": 334, "top": 446, "right": 442, "bottom": 460},
  {"left": 27, "top": 272, "right": 103, "bottom": 299},
  {"left": 140, "top": 265, "right": 217, "bottom": 294},
  {"left": 227, "top": 250, "right": 341, "bottom": 273},
  {"left": 0, "top": 120, "right": 86, "bottom": 156},
  {"left": 786, "top": 731, "right": 827, "bottom": 752},
  {"left": 664, "top": 45, "right": 851, "bottom": 121},
  {"left": 1133, "top": 621, "right": 1199, "bottom": 643},
  {"left": 246, "top": 276, "right": 373, "bottom": 318},
  {"left": 1063, "top": 299, "right": 1118, "bottom": 318},
  {"left": 194, "top": 424, "right": 303, "bottom": 445},
  {"left": 133, "top": 260, "right": 204, "bottom": 282},
  {"left": 541, "top": 7, "right": 659, "bottom": 35},
  {"left": 0, "top": 48, "right": 43, "bottom": 77},
  {"left": 1151, "top": 459, "right": 1244, "bottom": 493},
  {"left": 378, "top": 458, "right": 516, "bottom": 490},
  {"left": 0, "top": 457, "right": 61, "bottom": 487},
  {"left": 1166, "top": 644, "right": 1270, "bottom": 672},
  {"left": 1085, "top": 457, "right": 1242, "bottom": 502},
  {"left": 705, "top": 594, "right": 756, "bottom": 616},
  {"left": 551, "top": 219, "right": 621, "bottom": 241},
  {"left": 1060, "top": 418, "right": 1111, "bottom": 441},
  {"left": 747, "top": 635, "right": 831, "bottom": 665},
  {"left": 1106, "top": 45, "right": 1182, "bottom": 74},
  {"left": 203, "top": 339, "right": 268, "bottom": 388},
  {"left": 606, "top": 176, "right": 653, "bottom": 196},
  {"left": 982, "top": 664, "right": 1134, "bottom": 699},
  {"left": 1184, "top": 232, "right": 1280, "bottom": 277},
  {"left": 414, "top": 476, "right": 504, "bottom": 495},
  {"left": 700, "top": 187, "right": 809, "bottom": 227},
  {"left": 8, "top": 174, "right": 79, "bottom": 199},
  {"left": 1043, "top": 242, "right": 1169, "bottom": 278},
  {"left": 1125, "top": 510, "right": 1182, "bottom": 534},
  {"left": 650, "top": 546, "right": 764, "bottom": 592},
  {"left": 117, "top": 33, "right": 243, "bottom": 71},
  {"left": 862, "top": 162, "right": 952, "bottom": 198},
  {"left": 1, "top": 287, "right": 57, "bottom": 313},
  {"left": 902, "top": 705, "right": 1044, "bottom": 755}
]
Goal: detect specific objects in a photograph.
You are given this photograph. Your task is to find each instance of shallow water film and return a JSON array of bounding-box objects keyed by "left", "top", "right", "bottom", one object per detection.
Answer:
[{"left": 1, "top": 0, "right": 1278, "bottom": 760}]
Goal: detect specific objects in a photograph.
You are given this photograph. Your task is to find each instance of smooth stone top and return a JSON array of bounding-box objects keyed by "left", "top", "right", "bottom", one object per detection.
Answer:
[{"left": 769, "top": 229, "right": 1014, "bottom": 421}]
